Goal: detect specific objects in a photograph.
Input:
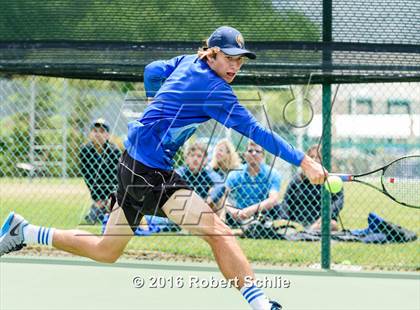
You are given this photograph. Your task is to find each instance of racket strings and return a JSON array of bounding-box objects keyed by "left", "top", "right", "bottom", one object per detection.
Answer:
[{"left": 382, "top": 156, "right": 420, "bottom": 208}]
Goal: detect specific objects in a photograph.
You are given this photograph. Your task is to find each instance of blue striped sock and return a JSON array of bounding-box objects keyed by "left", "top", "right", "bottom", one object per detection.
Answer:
[
  {"left": 23, "top": 224, "right": 55, "bottom": 246},
  {"left": 240, "top": 284, "right": 270, "bottom": 310}
]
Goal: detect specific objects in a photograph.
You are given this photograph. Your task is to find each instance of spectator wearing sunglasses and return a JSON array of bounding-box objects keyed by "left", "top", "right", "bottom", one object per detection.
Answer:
[{"left": 222, "top": 140, "right": 282, "bottom": 227}]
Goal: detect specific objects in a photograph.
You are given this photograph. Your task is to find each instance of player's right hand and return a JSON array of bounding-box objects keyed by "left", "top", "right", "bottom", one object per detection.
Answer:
[{"left": 300, "top": 155, "right": 328, "bottom": 184}]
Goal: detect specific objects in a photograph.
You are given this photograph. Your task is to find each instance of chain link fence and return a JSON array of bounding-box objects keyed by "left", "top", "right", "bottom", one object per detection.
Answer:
[{"left": 1, "top": 76, "right": 419, "bottom": 270}]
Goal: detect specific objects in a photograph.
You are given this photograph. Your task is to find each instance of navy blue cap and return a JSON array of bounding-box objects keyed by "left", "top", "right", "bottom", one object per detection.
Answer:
[{"left": 208, "top": 26, "right": 256, "bottom": 59}]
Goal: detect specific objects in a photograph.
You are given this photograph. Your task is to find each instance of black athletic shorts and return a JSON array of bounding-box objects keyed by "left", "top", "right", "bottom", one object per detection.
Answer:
[{"left": 116, "top": 151, "right": 191, "bottom": 232}]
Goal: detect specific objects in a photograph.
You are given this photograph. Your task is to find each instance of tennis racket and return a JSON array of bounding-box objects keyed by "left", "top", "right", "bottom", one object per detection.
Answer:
[{"left": 331, "top": 155, "right": 420, "bottom": 209}]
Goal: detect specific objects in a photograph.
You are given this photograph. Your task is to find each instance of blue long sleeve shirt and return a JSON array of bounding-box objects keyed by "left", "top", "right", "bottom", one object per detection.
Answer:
[{"left": 124, "top": 54, "right": 304, "bottom": 170}]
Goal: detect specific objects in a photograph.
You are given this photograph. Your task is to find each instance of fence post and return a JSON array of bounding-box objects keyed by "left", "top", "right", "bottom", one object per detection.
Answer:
[
  {"left": 61, "top": 79, "right": 68, "bottom": 179},
  {"left": 29, "top": 77, "right": 36, "bottom": 180},
  {"left": 321, "top": 85, "right": 332, "bottom": 269},
  {"left": 321, "top": 0, "right": 333, "bottom": 270}
]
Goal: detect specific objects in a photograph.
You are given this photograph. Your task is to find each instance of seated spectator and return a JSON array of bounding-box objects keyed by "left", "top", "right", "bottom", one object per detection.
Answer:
[
  {"left": 223, "top": 140, "right": 282, "bottom": 227},
  {"left": 278, "top": 145, "right": 344, "bottom": 231},
  {"left": 141, "top": 141, "right": 224, "bottom": 233},
  {"left": 177, "top": 141, "right": 223, "bottom": 200},
  {"left": 79, "top": 118, "right": 121, "bottom": 224},
  {"left": 209, "top": 138, "right": 241, "bottom": 179}
]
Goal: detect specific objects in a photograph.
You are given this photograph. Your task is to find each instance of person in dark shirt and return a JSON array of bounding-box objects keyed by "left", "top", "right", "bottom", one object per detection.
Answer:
[
  {"left": 176, "top": 141, "right": 226, "bottom": 220},
  {"left": 279, "top": 145, "right": 344, "bottom": 231},
  {"left": 177, "top": 141, "right": 223, "bottom": 200},
  {"left": 142, "top": 141, "right": 224, "bottom": 232},
  {"left": 79, "top": 119, "right": 121, "bottom": 224}
]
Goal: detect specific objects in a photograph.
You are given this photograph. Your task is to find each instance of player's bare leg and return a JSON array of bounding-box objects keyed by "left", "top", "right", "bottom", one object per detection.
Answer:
[
  {"left": 0, "top": 204, "right": 133, "bottom": 263},
  {"left": 52, "top": 204, "right": 133, "bottom": 263},
  {"left": 163, "top": 189, "right": 254, "bottom": 287},
  {"left": 162, "top": 189, "right": 278, "bottom": 309}
]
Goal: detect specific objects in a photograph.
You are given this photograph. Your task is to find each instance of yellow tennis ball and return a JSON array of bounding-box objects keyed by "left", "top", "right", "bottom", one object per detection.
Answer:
[{"left": 324, "top": 176, "right": 343, "bottom": 194}]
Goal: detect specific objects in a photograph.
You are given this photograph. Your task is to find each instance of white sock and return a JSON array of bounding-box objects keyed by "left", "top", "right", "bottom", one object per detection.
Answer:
[
  {"left": 23, "top": 224, "right": 55, "bottom": 247},
  {"left": 240, "top": 283, "right": 271, "bottom": 310}
]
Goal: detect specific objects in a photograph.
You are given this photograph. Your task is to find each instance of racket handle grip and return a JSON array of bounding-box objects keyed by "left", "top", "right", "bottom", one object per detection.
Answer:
[{"left": 330, "top": 173, "right": 353, "bottom": 182}]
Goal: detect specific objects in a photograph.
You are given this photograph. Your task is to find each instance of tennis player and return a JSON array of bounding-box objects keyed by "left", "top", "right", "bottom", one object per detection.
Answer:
[{"left": 0, "top": 26, "right": 326, "bottom": 310}]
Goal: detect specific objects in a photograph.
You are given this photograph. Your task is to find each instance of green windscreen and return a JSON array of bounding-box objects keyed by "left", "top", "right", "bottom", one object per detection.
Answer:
[{"left": 0, "top": 0, "right": 419, "bottom": 84}]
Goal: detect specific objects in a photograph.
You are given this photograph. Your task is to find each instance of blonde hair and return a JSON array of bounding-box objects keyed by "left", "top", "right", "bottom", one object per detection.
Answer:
[
  {"left": 210, "top": 139, "right": 241, "bottom": 172},
  {"left": 197, "top": 38, "right": 220, "bottom": 60}
]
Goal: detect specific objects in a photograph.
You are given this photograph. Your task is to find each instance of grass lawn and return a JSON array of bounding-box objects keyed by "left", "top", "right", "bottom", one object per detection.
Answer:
[{"left": 1, "top": 178, "right": 419, "bottom": 270}]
